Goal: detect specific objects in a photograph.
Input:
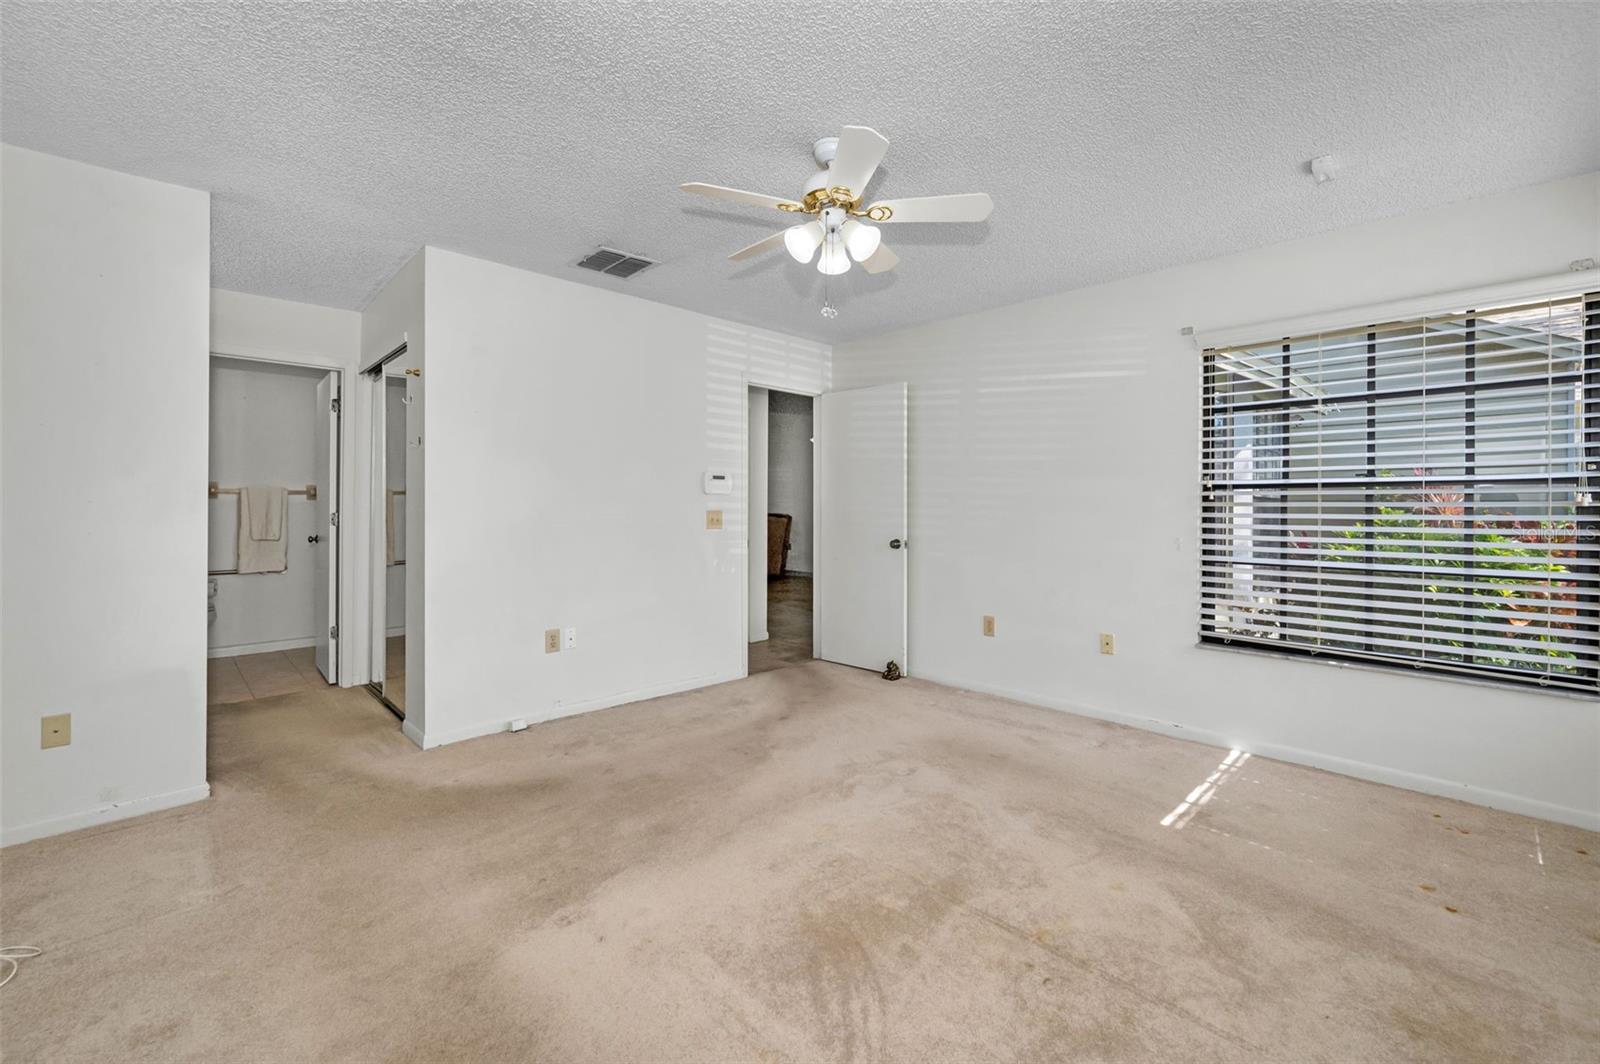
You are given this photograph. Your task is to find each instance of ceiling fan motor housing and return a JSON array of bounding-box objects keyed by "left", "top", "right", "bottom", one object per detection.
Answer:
[{"left": 804, "top": 136, "right": 842, "bottom": 195}]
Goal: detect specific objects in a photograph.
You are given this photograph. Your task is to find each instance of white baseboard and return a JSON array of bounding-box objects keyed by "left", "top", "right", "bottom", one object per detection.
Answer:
[
  {"left": 386, "top": 625, "right": 406, "bottom": 638},
  {"left": 401, "top": 719, "right": 426, "bottom": 749},
  {"left": 2, "top": 783, "right": 211, "bottom": 847},
  {"left": 414, "top": 671, "right": 736, "bottom": 750},
  {"left": 913, "top": 669, "right": 1600, "bottom": 832},
  {"left": 208, "top": 636, "right": 316, "bottom": 659}
]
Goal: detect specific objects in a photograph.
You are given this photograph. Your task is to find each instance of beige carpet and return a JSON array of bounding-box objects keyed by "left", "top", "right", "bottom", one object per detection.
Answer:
[{"left": 2, "top": 663, "right": 1596, "bottom": 1062}]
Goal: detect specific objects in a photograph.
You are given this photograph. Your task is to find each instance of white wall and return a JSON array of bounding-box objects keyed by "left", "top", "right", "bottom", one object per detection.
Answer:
[
  {"left": 207, "top": 358, "right": 327, "bottom": 654},
  {"left": 833, "top": 172, "right": 1600, "bottom": 830},
  {"left": 1, "top": 146, "right": 210, "bottom": 845},
  {"left": 420, "top": 247, "right": 828, "bottom": 747},
  {"left": 748, "top": 387, "right": 769, "bottom": 641},
  {"left": 211, "top": 288, "right": 361, "bottom": 367},
  {"left": 767, "top": 390, "right": 814, "bottom": 573}
]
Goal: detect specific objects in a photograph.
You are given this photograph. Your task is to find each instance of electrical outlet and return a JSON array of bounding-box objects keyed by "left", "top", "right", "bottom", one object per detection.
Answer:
[
  {"left": 982, "top": 615, "right": 996, "bottom": 637},
  {"left": 41, "top": 713, "right": 71, "bottom": 749},
  {"left": 563, "top": 626, "right": 577, "bottom": 650},
  {"left": 544, "top": 628, "right": 561, "bottom": 654},
  {"left": 705, "top": 509, "right": 723, "bottom": 530},
  {"left": 1099, "top": 633, "right": 1115, "bottom": 655}
]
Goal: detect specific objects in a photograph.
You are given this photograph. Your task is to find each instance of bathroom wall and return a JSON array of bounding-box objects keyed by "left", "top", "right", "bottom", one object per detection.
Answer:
[{"left": 207, "top": 357, "right": 328, "bottom": 655}]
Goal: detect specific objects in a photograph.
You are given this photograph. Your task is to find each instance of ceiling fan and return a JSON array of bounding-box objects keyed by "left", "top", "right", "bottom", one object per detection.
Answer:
[{"left": 681, "top": 125, "right": 992, "bottom": 300}]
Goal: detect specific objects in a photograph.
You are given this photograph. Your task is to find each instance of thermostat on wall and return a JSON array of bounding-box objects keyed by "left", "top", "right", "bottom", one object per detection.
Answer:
[{"left": 703, "top": 471, "right": 732, "bottom": 495}]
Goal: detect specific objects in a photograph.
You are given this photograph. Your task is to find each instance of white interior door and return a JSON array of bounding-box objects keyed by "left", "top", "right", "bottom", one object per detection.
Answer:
[
  {"left": 814, "top": 382, "right": 908, "bottom": 673},
  {"left": 312, "top": 371, "right": 339, "bottom": 683}
]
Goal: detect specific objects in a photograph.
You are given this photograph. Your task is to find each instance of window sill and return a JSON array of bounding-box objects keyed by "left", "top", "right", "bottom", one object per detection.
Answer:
[{"left": 1196, "top": 639, "right": 1599, "bottom": 703}]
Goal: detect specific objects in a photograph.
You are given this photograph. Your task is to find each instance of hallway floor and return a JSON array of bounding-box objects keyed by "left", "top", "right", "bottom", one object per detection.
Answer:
[
  {"left": 749, "top": 572, "right": 811, "bottom": 674},
  {"left": 4, "top": 664, "right": 1597, "bottom": 1061}
]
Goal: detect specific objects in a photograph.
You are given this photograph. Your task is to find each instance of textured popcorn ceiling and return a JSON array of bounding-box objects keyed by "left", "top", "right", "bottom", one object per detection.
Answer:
[{"left": 3, "top": 2, "right": 1596, "bottom": 342}]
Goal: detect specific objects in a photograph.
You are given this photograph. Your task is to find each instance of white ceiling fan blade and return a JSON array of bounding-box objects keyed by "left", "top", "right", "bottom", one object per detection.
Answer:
[
  {"left": 828, "top": 126, "right": 889, "bottom": 199},
  {"left": 727, "top": 230, "right": 789, "bottom": 262},
  {"left": 680, "top": 182, "right": 801, "bottom": 212},
  {"left": 868, "top": 192, "right": 993, "bottom": 224},
  {"left": 860, "top": 244, "right": 899, "bottom": 275}
]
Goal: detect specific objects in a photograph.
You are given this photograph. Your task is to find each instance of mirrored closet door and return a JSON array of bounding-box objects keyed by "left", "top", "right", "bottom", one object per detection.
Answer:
[{"left": 364, "top": 345, "right": 417, "bottom": 719}]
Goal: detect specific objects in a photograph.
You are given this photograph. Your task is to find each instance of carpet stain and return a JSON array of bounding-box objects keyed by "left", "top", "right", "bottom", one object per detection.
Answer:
[{"left": 3, "top": 664, "right": 1597, "bottom": 1063}]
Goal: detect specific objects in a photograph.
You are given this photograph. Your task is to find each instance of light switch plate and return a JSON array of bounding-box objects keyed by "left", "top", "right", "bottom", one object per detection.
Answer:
[
  {"left": 41, "top": 713, "right": 71, "bottom": 749},
  {"left": 982, "top": 615, "right": 996, "bottom": 637},
  {"left": 705, "top": 509, "right": 723, "bottom": 530},
  {"left": 544, "top": 628, "right": 561, "bottom": 654}
]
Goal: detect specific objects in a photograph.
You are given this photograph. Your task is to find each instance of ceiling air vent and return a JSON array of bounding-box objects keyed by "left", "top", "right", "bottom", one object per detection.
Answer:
[{"left": 575, "top": 247, "right": 657, "bottom": 279}]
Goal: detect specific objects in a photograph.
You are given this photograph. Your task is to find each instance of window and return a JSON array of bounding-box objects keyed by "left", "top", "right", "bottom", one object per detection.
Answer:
[{"left": 1200, "top": 291, "right": 1598, "bottom": 694}]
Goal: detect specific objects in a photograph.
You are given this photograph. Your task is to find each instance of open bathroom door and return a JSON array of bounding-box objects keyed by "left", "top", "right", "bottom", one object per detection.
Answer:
[{"left": 313, "top": 372, "right": 340, "bottom": 683}]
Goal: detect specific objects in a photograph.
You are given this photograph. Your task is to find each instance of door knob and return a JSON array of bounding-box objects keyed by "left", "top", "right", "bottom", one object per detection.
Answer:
[
  {"left": 889, "top": 538, "right": 903, "bottom": 549},
  {"left": 307, "top": 534, "right": 321, "bottom": 544}
]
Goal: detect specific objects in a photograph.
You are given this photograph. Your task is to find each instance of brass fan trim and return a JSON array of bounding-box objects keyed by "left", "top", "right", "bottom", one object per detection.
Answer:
[{"left": 777, "top": 186, "right": 893, "bottom": 221}]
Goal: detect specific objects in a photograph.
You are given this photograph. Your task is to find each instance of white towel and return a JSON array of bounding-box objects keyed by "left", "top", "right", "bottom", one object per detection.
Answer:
[{"left": 237, "top": 485, "right": 288, "bottom": 574}]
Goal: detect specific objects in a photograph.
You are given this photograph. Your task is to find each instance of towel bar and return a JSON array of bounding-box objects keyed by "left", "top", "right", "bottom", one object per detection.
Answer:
[{"left": 209, "top": 482, "right": 317, "bottom": 500}]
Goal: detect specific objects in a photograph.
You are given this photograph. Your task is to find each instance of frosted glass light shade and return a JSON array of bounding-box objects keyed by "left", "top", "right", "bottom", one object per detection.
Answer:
[
  {"left": 841, "top": 219, "right": 881, "bottom": 262},
  {"left": 817, "top": 238, "right": 851, "bottom": 275},
  {"left": 784, "top": 222, "right": 823, "bottom": 263}
]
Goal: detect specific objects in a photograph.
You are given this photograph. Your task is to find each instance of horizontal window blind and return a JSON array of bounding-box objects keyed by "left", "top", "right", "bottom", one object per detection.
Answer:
[{"left": 1200, "top": 290, "right": 1598, "bottom": 694}]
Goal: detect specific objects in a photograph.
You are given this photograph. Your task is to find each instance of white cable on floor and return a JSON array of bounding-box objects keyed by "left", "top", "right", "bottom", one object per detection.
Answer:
[{"left": 0, "top": 946, "right": 42, "bottom": 987}]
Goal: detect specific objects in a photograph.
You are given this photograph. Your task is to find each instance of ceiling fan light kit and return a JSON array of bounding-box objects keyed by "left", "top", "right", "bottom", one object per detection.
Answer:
[
  {"left": 783, "top": 220, "right": 824, "bottom": 263},
  {"left": 681, "top": 125, "right": 993, "bottom": 316}
]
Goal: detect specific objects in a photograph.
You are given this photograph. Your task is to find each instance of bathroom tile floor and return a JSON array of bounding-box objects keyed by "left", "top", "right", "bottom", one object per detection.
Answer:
[{"left": 207, "top": 647, "right": 330, "bottom": 705}]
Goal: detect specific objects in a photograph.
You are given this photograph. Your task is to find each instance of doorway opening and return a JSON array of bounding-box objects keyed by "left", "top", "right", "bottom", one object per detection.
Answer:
[
  {"left": 206, "top": 356, "right": 341, "bottom": 705},
  {"left": 748, "top": 388, "right": 814, "bottom": 674}
]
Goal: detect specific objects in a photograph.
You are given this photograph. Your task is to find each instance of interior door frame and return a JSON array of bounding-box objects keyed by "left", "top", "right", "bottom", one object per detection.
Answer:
[
  {"left": 207, "top": 345, "right": 350, "bottom": 685},
  {"left": 312, "top": 370, "right": 341, "bottom": 682},
  {"left": 740, "top": 375, "right": 824, "bottom": 679}
]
